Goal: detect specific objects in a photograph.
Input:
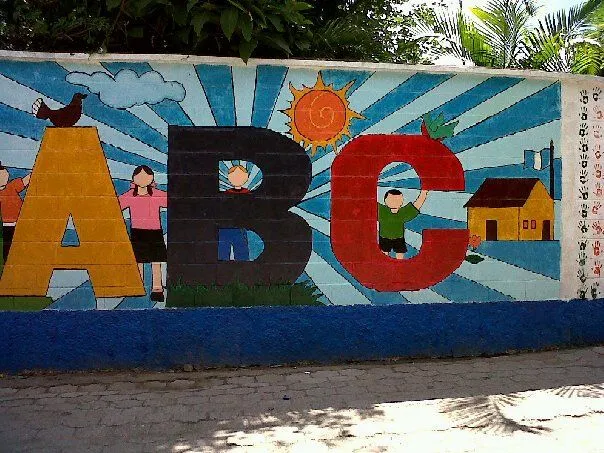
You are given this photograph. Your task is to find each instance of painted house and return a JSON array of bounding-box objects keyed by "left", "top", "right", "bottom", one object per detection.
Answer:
[{"left": 464, "top": 178, "right": 554, "bottom": 241}]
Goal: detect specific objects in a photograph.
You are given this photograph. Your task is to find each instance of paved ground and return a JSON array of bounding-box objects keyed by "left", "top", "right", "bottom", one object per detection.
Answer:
[{"left": 1, "top": 347, "right": 604, "bottom": 452}]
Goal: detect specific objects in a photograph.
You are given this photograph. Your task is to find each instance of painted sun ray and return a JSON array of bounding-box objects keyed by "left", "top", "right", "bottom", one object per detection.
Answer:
[
  {"left": 149, "top": 62, "right": 215, "bottom": 126},
  {"left": 384, "top": 120, "right": 561, "bottom": 183},
  {"left": 59, "top": 62, "right": 169, "bottom": 136},
  {"left": 267, "top": 69, "right": 320, "bottom": 133},
  {"left": 346, "top": 71, "right": 414, "bottom": 113},
  {"left": 320, "top": 69, "right": 373, "bottom": 96},
  {"left": 304, "top": 251, "right": 371, "bottom": 305},
  {"left": 302, "top": 181, "right": 331, "bottom": 201},
  {"left": 232, "top": 66, "right": 256, "bottom": 126},
  {"left": 251, "top": 65, "right": 288, "bottom": 128},
  {"left": 454, "top": 79, "right": 554, "bottom": 133},
  {"left": 96, "top": 298, "right": 125, "bottom": 310},
  {"left": 0, "top": 74, "right": 168, "bottom": 164},
  {"left": 405, "top": 230, "right": 559, "bottom": 300},
  {"left": 399, "top": 288, "right": 451, "bottom": 304},
  {"left": 397, "top": 76, "right": 524, "bottom": 134},
  {"left": 283, "top": 72, "right": 363, "bottom": 156},
  {"left": 195, "top": 64, "right": 236, "bottom": 126},
  {"left": 456, "top": 120, "right": 561, "bottom": 169},
  {"left": 46, "top": 270, "right": 90, "bottom": 301},
  {"left": 444, "top": 83, "right": 561, "bottom": 153},
  {"left": 0, "top": 61, "right": 168, "bottom": 152},
  {"left": 363, "top": 74, "right": 490, "bottom": 135},
  {"left": 349, "top": 72, "right": 454, "bottom": 137},
  {"left": 290, "top": 206, "right": 330, "bottom": 236}
]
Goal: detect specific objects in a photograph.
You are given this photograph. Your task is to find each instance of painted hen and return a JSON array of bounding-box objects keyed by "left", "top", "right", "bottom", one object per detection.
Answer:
[{"left": 32, "top": 93, "right": 87, "bottom": 127}]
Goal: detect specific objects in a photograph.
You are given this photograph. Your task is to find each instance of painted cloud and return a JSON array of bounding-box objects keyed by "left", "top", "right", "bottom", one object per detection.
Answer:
[{"left": 66, "top": 69, "right": 185, "bottom": 109}]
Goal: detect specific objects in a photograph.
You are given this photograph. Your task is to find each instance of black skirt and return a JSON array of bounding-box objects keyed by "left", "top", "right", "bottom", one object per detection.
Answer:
[{"left": 130, "top": 228, "right": 167, "bottom": 263}]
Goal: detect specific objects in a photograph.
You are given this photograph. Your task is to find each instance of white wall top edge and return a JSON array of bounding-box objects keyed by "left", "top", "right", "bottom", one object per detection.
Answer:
[{"left": 1, "top": 49, "right": 603, "bottom": 82}]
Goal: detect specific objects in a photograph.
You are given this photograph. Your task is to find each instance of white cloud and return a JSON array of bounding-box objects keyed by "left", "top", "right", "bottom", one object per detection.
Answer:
[{"left": 66, "top": 69, "right": 185, "bottom": 109}]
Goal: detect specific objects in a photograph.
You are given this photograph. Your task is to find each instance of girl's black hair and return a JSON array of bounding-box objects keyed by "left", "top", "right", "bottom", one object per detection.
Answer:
[{"left": 132, "top": 165, "right": 154, "bottom": 196}]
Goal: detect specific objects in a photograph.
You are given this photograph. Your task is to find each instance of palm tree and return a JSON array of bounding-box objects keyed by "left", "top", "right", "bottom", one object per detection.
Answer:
[
  {"left": 417, "top": 0, "right": 538, "bottom": 68},
  {"left": 529, "top": 0, "right": 604, "bottom": 75}
]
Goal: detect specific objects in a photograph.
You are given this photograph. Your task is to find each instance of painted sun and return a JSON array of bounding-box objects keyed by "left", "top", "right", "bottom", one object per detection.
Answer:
[{"left": 283, "top": 73, "right": 363, "bottom": 156}]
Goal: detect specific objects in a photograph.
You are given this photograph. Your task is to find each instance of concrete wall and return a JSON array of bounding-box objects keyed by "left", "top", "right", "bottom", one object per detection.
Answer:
[{"left": 0, "top": 51, "right": 602, "bottom": 371}]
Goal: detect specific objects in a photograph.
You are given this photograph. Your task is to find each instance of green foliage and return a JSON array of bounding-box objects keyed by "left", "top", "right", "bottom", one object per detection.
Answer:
[
  {"left": 464, "top": 254, "right": 484, "bottom": 265},
  {"left": 0, "top": 0, "right": 428, "bottom": 64},
  {"left": 167, "top": 280, "right": 325, "bottom": 308},
  {"left": 417, "top": 0, "right": 604, "bottom": 74},
  {"left": 529, "top": 0, "right": 604, "bottom": 75},
  {"left": 417, "top": 0, "right": 537, "bottom": 68},
  {"left": 422, "top": 112, "right": 458, "bottom": 140}
]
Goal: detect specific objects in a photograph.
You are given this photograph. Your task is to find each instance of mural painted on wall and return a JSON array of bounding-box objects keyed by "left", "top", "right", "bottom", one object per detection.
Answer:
[{"left": 0, "top": 59, "right": 562, "bottom": 310}]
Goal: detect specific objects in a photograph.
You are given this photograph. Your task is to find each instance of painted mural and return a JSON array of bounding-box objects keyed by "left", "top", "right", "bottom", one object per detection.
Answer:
[{"left": 0, "top": 58, "right": 564, "bottom": 310}]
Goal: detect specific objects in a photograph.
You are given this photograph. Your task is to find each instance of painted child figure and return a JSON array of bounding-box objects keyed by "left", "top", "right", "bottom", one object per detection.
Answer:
[
  {"left": 219, "top": 165, "right": 251, "bottom": 261},
  {"left": 0, "top": 163, "right": 31, "bottom": 262},
  {"left": 378, "top": 189, "right": 428, "bottom": 260},
  {"left": 119, "top": 166, "right": 167, "bottom": 302}
]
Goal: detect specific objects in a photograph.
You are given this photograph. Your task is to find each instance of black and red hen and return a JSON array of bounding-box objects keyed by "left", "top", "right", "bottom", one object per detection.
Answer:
[{"left": 32, "top": 93, "right": 87, "bottom": 127}]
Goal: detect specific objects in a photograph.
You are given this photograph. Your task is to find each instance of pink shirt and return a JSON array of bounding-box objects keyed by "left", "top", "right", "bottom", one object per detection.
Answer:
[{"left": 119, "top": 186, "right": 167, "bottom": 230}]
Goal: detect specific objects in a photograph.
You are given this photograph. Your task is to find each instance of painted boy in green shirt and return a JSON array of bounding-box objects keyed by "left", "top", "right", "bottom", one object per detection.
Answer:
[{"left": 378, "top": 189, "right": 428, "bottom": 260}]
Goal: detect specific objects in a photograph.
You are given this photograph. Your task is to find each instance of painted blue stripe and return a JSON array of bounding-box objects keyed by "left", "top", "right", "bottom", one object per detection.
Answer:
[
  {"left": 308, "top": 168, "right": 331, "bottom": 192},
  {"left": 321, "top": 69, "right": 372, "bottom": 95},
  {"left": 432, "top": 273, "right": 513, "bottom": 303},
  {"left": 378, "top": 178, "right": 420, "bottom": 190},
  {"left": 2, "top": 299, "right": 604, "bottom": 371},
  {"left": 48, "top": 281, "right": 97, "bottom": 311},
  {"left": 0, "top": 61, "right": 167, "bottom": 153},
  {"left": 349, "top": 73, "right": 454, "bottom": 136},
  {"left": 298, "top": 193, "right": 330, "bottom": 219},
  {"left": 477, "top": 241, "right": 560, "bottom": 280},
  {"left": 312, "top": 229, "right": 410, "bottom": 305},
  {"left": 150, "top": 100, "right": 193, "bottom": 126},
  {"left": 0, "top": 102, "right": 45, "bottom": 139},
  {"left": 251, "top": 65, "right": 288, "bottom": 128},
  {"left": 102, "top": 62, "right": 193, "bottom": 126},
  {"left": 102, "top": 62, "right": 151, "bottom": 76},
  {"left": 397, "top": 76, "right": 523, "bottom": 134},
  {"left": 248, "top": 171, "right": 263, "bottom": 190},
  {"left": 116, "top": 263, "right": 155, "bottom": 310},
  {"left": 380, "top": 163, "right": 414, "bottom": 180},
  {"left": 444, "top": 83, "right": 561, "bottom": 153},
  {"left": 102, "top": 144, "right": 166, "bottom": 173},
  {"left": 405, "top": 214, "right": 466, "bottom": 231},
  {"left": 195, "top": 64, "right": 236, "bottom": 126}
]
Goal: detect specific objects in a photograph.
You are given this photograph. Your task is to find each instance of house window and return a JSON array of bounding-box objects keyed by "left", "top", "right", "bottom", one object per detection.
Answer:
[
  {"left": 531, "top": 220, "right": 537, "bottom": 229},
  {"left": 523, "top": 220, "right": 529, "bottom": 229}
]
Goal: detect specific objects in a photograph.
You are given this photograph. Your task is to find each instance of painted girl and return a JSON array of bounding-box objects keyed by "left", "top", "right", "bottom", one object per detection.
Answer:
[{"left": 119, "top": 165, "right": 167, "bottom": 302}]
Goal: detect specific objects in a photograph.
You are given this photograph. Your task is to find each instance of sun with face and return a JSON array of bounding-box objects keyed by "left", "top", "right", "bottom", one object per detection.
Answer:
[{"left": 283, "top": 73, "right": 363, "bottom": 156}]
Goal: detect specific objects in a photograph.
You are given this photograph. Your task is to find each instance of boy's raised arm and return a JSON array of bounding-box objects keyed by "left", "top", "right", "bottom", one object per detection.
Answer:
[{"left": 413, "top": 189, "right": 429, "bottom": 210}]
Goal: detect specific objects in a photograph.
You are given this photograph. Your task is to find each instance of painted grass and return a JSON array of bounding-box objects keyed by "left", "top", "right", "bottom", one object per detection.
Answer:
[
  {"left": 0, "top": 297, "right": 54, "bottom": 311},
  {"left": 167, "top": 281, "right": 325, "bottom": 308}
]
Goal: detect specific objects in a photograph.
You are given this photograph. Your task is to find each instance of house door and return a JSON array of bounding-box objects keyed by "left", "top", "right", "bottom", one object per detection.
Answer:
[
  {"left": 486, "top": 220, "right": 498, "bottom": 241},
  {"left": 542, "top": 220, "right": 551, "bottom": 241}
]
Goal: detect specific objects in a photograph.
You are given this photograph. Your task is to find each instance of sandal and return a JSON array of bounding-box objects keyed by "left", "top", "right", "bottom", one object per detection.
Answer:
[{"left": 150, "top": 291, "right": 164, "bottom": 302}]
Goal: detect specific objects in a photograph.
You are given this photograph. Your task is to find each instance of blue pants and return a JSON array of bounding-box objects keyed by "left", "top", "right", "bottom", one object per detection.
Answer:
[{"left": 218, "top": 228, "right": 249, "bottom": 261}]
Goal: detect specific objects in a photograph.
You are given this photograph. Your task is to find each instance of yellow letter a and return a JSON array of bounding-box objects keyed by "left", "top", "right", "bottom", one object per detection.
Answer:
[{"left": 0, "top": 127, "right": 145, "bottom": 297}]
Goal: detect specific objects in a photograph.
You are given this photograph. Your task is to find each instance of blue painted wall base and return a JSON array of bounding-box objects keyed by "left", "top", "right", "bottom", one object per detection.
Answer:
[{"left": 2, "top": 299, "right": 604, "bottom": 373}]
